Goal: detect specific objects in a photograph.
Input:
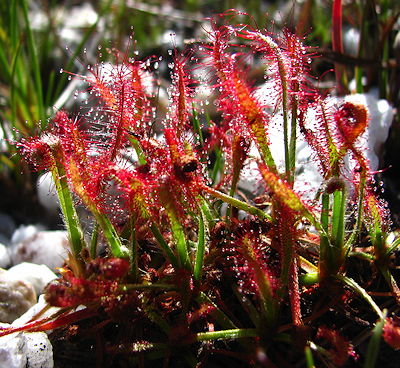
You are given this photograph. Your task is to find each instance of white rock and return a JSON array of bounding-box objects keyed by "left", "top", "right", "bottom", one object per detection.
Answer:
[
  {"left": 0, "top": 329, "right": 53, "bottom": 368},
  {"left": 25, "top": 332, "right": 54, "bottom": 368},
  {"left": 0, "top": 243, "right": 11, "bottom": 269},
  {"left": 60, "top": 3, "right": 98, "bottom": 30},
  {"left": 7, "top": 263, "right": 57, "bottom": 295},
  {"left": 0, "top": 269, "right": 37, "bottom": 323},
  {"left": 0, "top": 330, "right": 26, "bottom": 368},
  {"left": 11, "top": 225, "right": 43, "bottom": 245},
  {"left": 11, "top": 231, "right": 69, "bottom": 270},
  {"left": 36, "top": 173, "right": 59, "bottom": 214}
]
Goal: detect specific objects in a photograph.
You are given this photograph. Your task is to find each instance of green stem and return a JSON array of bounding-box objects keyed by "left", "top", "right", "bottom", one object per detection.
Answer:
[
  {"left": 210, "top": 148, "right": 223, "bottom": 185},
  {"left": 349, "top": 251, "right": 375, "bottom": 261},
  {"left": 51, "top": 157, "right": 86, "bottom": 273},
  {"left": 319, "top": 192, "right": 330, "bottom": 280},
  {"left": 197, "top": 292, "right": 237, "bottom": 329},
  {"left": 331, "top": 188, "right": 345, "bottom": 249},
  {"left": 346, "top": 172, "right": 366, "bottom": 248},
  {"left": 167, "top": 210, "right": 191, "bottom": 270},
  {"left": 203, "top": 186, "right": 272, "bottom": 221},
  {"left": 89, "top": 222, "right": 99, "bottom": 258},
  {"left": 149, "top": 223, "right": 179, "bottom": 269},
  {"left": 128, "top": 136, "right": 147, "bottom": 165},
  {"left": 300, "top": 272, "right": 319, "bottom": 286},
  {"left": 336, "top": 275, "right": 383, "bottom": 319},
  {"left": 192, "top": 103, "right": 204, "bottom": 146},
  {"left": 194, "top": 208, "right": 206, "bottom": 281},
  {"left": 92, "top": 210, "right": 129, "bottom": 258},
  {"left": 195, "top": 328, "right": 257, "bottom": 341},
  {"left": 386, "top": 237, "right": 400, "bottom": 256}
]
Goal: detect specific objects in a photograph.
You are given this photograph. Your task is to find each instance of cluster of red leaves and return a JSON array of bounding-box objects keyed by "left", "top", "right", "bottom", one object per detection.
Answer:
[{"left": 45, "top": 258, "right": 130, "bottom": 308}]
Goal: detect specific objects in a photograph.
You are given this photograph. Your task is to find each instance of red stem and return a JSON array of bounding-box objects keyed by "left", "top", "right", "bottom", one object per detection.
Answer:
[
  {"left": 0, "top": 307, "right": 96, "bottom": 337},
  {"left": 332, "top": 0, "right": 343, "bottom": 54},
  {"left": 289, "top": 257, "right": 302, "bottom": 326}
]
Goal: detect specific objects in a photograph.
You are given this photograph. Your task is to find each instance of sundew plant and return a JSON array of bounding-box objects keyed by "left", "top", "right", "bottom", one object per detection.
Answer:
[{"left": 4, "top": 12, "right": 400, "bottom": 367}]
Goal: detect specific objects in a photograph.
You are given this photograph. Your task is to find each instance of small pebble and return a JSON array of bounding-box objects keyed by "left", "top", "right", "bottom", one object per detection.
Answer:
[
  {"left": 25, "top": 332, "right": 54, "bottom": 368},
  {"left": 11, "top": 230, "right": 69, "bottom": 270},
  {"left": 0, "top": 329, "right": 53, "bottom": 368},
  {"left": 0, "top": 243, "right": 11, "bottom": 269},
  {"left": 0, "top": 269, "right": 36, "bottom": 323},
  {"left": 0, "top": 329, "right": 26, "bottom": 368},
  {"left": 11, "top": 225, "right": 43, "bottom": 245},
  {"left": 7, "top": 263, "right": 57, "bottom": 295}
]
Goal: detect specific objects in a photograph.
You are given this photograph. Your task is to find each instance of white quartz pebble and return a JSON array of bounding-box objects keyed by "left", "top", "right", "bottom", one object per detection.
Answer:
[
  {"left": 11, "top": 230, "right": 69, "bottom": 270},
  {"left": 0, "top": 329, "right": 53, "bottom": 368},
  {"left": 7, "top": 263, "right": 58, "bottom": 295},
  {"left": 25, "top": 332, "right": 54, "bottom": 368},
  {"left": 0, "top": 329, "right": 26, "bottom": 368},
  {"left": 0, "top": 269, "right": 36, "bottom": 323}
]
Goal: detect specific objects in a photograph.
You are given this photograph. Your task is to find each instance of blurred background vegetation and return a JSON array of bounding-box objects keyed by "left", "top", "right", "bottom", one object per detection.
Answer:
[{"left": 0, "top": 0, "right": 399, "bottom": 225}]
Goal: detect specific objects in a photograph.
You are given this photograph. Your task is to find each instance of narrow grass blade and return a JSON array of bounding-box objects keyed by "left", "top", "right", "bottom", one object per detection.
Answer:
[
  {"left": 336, "top": 275, "right": 383, "bottom": 319},
  {"left": 21, "top": 0, "right": 44, "bottom": 124},
  {"left": 363, "top": 310, "right": 387, "bottom": 368}
]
